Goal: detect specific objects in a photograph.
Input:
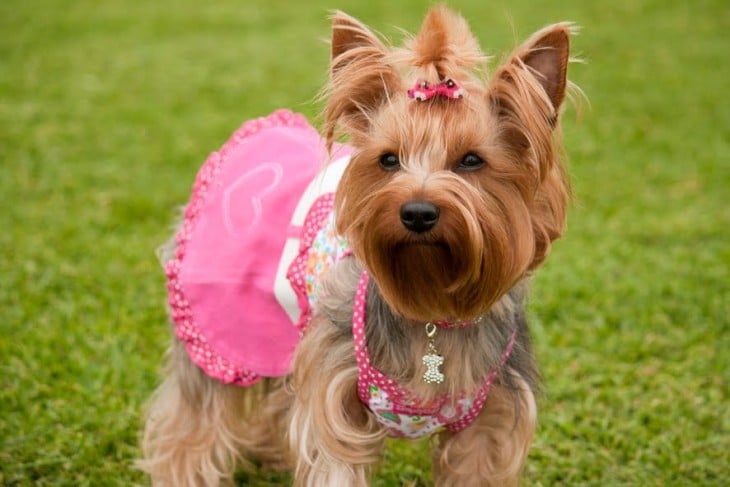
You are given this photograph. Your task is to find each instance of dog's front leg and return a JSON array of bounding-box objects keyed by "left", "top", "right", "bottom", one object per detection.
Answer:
[
  {"left": 288, "top": 318, "right": 385, "bottom": 487},
  {"left": 432, "top": 373, "right": 537, "bottom": 487}
]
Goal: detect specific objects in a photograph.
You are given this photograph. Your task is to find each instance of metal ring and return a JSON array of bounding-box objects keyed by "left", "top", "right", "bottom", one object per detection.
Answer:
[{"left": 425, "top": 322, "right": 437, "bottom": 338}]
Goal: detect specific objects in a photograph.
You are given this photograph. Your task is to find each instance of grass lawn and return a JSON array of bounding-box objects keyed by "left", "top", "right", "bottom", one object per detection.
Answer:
[{"left": 1, "top": 0, "right": 727, "bottom": 485}]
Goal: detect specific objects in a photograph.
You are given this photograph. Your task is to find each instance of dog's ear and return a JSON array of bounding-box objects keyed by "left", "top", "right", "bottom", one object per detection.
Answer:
[
  {"left": 488, "top": 22, "right": 574, "bottom": 158},
  {"left": 489, "top": 24, "right": 574, "bottom": 269},
  {"left": 519, "top": 24, "right": 571, "bottom": 111},
  {"left": 490, "top": 23, "right": 572, "bottom": 127},
  {"left": 330, "top": 11, "right": 382, "bottom": 61},
  {"left": 324, "top": 11, "right": 399, "bottom": 150}
]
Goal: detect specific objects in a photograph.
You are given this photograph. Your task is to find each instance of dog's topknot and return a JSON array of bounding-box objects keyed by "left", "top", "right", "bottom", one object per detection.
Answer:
[
  {"left": 324, "top": 6, "right": 490, "bottom": 152},
  {"left": 398, "top": 5, "right": 487, "bottom": 84}
]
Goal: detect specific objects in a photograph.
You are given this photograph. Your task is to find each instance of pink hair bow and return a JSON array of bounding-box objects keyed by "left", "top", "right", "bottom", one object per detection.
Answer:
[{"left": 407, "top": 79, "right": 464, "bottom": 101}]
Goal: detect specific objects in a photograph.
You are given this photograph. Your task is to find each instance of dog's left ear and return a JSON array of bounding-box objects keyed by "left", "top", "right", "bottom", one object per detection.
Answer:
[
  {"left": 519, "top": 25, "right": 571, "bottom": 112},
  {"left": 489, "top": 24, "right": 574, "bottom": 269},
  {"left": 323, "top": 11, "right": 399, "bottom": 150},
  {"left": 490, "top": 23, "right": 572, "bottom": 129}
]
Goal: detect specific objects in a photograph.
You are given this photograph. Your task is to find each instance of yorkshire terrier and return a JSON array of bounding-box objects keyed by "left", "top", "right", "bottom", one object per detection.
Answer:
[{"left": 142, "top": 6, "right": 575, "bottom": 486}]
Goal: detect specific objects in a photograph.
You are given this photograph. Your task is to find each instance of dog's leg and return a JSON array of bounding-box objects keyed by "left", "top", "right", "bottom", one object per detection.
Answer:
[
  {"left": 239, "top": 380, "right": 292, "bottom": 471},
  {"left": 288, "top": 320, "right": 385, "bottom": 487},
  {"left": 432, "top": 373, "right": 537, "bottom": 487},
  {"left": 140, "top": 341, "right": 253, "bottom": 487}
]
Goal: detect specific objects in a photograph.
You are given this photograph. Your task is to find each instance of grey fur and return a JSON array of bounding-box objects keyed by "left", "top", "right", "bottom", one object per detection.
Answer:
[{"left": 314, "top": 256, "right": 539, "bottom": 404}]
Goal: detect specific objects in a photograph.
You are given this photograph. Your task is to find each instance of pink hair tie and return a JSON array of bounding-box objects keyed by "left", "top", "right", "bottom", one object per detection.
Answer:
[{"left": 407, "top": 79, "right": 464, "bottom": 101}]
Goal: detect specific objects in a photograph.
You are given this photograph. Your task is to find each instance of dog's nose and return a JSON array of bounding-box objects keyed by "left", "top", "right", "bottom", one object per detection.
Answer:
[{"left": 400, "top": 201, "right": 440, "bottom": 233}]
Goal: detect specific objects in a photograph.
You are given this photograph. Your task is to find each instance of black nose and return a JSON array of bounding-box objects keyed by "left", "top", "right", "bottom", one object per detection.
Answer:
[{"left": 400, "top": 201, "right": 440, "bottom": 233}]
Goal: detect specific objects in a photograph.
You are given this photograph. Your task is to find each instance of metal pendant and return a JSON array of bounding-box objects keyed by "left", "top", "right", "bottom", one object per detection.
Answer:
[{"left": 422, "top": 322, "right": 444, "bottom": 384}]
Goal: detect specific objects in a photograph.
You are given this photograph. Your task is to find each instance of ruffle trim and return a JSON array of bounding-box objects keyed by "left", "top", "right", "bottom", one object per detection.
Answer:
[{"left": 164, "top": 109, "right": 312, "bottom": 386}]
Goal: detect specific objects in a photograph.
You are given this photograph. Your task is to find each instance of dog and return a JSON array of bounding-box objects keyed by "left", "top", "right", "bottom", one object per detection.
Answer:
[{"left": 141, "top": 6, "right": 575, "bottom": 486}]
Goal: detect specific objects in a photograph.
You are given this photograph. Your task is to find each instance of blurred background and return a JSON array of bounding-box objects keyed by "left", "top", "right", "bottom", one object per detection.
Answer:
[{"left": 1, "top": 0, "right": 727, "bottom": 484}]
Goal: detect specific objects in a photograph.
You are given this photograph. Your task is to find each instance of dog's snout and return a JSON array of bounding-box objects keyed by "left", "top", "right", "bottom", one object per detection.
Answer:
[{"left": 400, "top": 201, "right": 440, "bottom": 233}]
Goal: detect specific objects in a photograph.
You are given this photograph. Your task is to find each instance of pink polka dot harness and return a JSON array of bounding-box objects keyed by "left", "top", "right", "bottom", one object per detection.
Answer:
[{"left": 352, "top": 272, "right": 517, "bottom": 439}]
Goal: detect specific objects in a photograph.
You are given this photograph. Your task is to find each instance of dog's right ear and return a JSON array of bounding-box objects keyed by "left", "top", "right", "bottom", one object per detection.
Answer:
[
  {"left": 330, "top": 11, "right": 382, "bottom": 61},
  {"left": 324, "top": 11, "right": 399, "bottom": 150}
]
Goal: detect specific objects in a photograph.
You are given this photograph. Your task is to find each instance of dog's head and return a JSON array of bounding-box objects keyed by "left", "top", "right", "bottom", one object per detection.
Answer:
[{"left": 327, "top": 6, "right": 573, "bottom": 322}]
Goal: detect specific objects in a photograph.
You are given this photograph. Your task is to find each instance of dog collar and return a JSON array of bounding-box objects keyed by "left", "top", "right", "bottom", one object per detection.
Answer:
[{"left": 431, "top": 316, "right": 482, "bottom": 329}]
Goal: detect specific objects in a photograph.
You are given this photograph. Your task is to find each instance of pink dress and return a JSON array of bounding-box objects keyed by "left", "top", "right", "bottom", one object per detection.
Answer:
[{"left": 165, "top": 109, "right": 351, "bottom": 385}]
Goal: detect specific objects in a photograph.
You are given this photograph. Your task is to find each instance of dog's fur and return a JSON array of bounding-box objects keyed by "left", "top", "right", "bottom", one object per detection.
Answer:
[{"left": 142, "top": 6, "right": 575, "bottom": 486}]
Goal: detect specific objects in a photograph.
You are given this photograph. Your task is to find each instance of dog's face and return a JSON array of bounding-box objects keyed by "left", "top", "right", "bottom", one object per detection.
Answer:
[{"left": 328, "top": 7, "right": 572, "bottom": 322}]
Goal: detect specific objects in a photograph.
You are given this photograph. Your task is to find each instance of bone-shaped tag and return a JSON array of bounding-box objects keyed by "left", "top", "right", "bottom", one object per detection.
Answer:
[{"left": 423, "top": 353, "right": 444, "bottom": 384}]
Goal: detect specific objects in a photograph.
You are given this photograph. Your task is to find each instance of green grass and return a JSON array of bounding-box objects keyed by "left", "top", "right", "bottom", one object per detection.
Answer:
[{"left": 1, "top": 0, "right": 728, "bottom": 485}]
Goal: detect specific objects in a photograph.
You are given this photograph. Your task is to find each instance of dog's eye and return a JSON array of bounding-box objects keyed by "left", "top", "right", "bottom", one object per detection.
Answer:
[
  {"left": 379, "top": 153, "right": 400, "bottom": 171},
  {"left": 457, "top": 153, "right": 486, "bottom": 171}
]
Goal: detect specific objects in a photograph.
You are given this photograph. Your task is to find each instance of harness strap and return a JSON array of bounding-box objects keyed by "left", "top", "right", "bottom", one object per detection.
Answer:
[{"left": 352, "top": 270, "right": 517, "bottom": 432}]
